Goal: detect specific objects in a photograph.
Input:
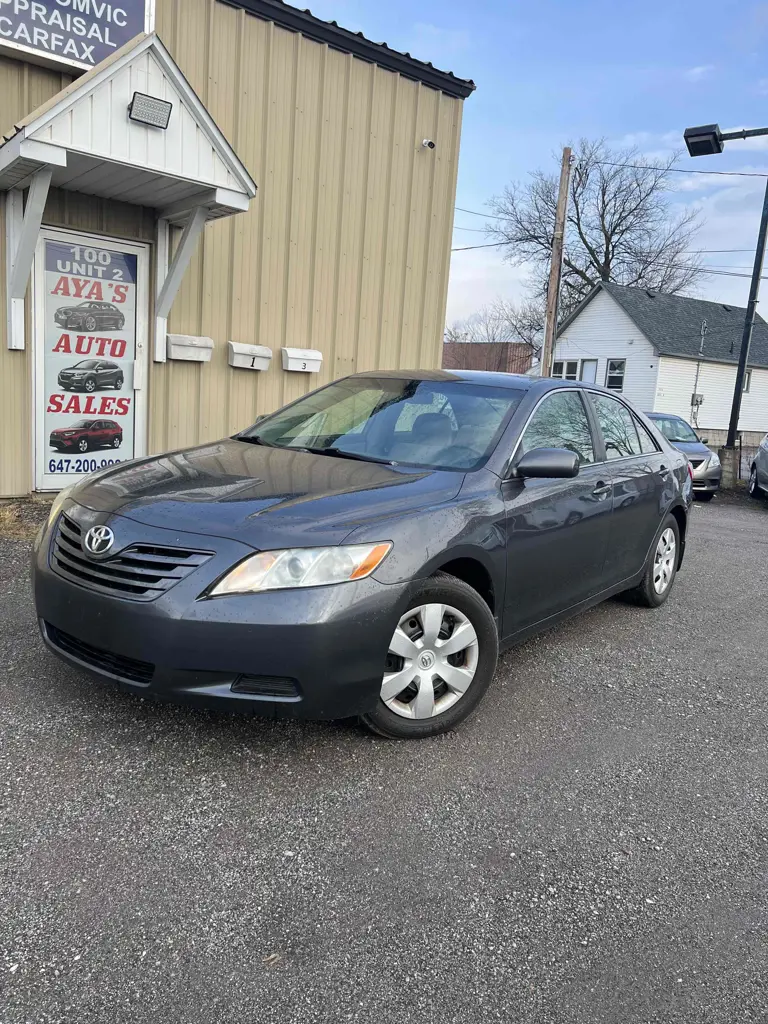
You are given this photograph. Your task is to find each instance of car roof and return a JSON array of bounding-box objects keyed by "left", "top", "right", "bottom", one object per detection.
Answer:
[{"left": 348, "top": 369, "right": 631, "bottom": 397}]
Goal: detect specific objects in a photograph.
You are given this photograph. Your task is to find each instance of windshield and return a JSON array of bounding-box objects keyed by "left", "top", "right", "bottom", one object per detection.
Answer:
[
  {"left": 240, "top": 377, "right": 524, "bottom": 471},
  {"left": 72, "top": 360, "right": 98, "bottom": 369},
  {"left": 649, "top": 415, "right": 699, "bottom": 443}
]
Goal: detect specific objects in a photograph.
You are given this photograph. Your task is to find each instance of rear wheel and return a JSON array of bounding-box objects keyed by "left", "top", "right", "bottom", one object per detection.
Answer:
[
  {"left": 629, "top": 514, "right": 680, "bottom": 608},
  {"left": 113, "top": 436, "right": 121, "bottom": 448},
  {"left": 115, "top": 377, "right": 123, "bottom": 390},
  {"left": 360, "top": 572, "right": 498, "bottom": 739},
  {"left": 749, "top": 465, "right": 763, "bottom": 499}
]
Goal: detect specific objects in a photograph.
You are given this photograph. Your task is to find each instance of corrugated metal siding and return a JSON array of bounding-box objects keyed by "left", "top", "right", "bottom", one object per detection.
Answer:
[
  {"left": 655, "top": 356, "right": 768, "bottom": 433},
  {"left": 149, "top": 0, "right": 464, "bottom": 453},
  {"left": 1, "top": 55, "right": 74, "bottom": 497},
  {"left": 555, "top": 289, "right": 660, "bottom": 409}
]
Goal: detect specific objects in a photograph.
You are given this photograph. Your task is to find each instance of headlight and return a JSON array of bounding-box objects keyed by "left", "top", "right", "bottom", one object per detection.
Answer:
[
  {"left": 708, "top": 452, "right": 720, "bottom": 467},
  {"left": 47, "top": 484, "right": 76, "bottom": 528},
  {"left": 209, "top": 542, "right": 392, "bottom": 597}
]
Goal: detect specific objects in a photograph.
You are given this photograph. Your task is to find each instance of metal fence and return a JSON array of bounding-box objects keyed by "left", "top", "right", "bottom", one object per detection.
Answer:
[{"left": 739, "top": 440, "right": 759, "bottom": 480}]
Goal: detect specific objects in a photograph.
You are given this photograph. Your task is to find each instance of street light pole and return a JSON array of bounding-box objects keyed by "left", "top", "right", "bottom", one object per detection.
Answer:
[
  {"left": 683, "top": 122, "right": 768, "bottom": 479},
  {"left": 726, "top": 175, "right": 768, "bottom": 448}
]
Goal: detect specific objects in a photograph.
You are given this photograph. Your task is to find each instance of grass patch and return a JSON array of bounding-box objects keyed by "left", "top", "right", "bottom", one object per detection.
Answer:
[{"left": 0, "top": 499, "right": 52, "bottom": 540}]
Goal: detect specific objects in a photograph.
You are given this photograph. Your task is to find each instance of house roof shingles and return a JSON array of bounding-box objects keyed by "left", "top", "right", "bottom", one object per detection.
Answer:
[{"left": 593, "top": 282, "right": 768, "bottom": 370}]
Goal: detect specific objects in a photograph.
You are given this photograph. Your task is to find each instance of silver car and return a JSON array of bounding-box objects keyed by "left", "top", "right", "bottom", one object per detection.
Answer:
[
  {"left": 749, "top": 434, "right": 768, "bottom": 499},
  {"left": 646, "top": 413, "right": 721, "bottom": 501}
]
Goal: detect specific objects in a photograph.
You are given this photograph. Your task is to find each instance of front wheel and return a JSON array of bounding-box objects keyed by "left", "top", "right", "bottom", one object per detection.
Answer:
[
  {"left": 77, "top": 438, "right": 89, "bottom": 453},
  {"left": 360, "top": 572, "right": 498, "bottom": 739},
  {"left": 749, "top": 465, "right": 763, "bottom": 499},
  {"left": 629, "top": 514, "right": 680, "bottom": 608},
  {"left": 84, "top": 378, "right": 96, "bottom": 393}
]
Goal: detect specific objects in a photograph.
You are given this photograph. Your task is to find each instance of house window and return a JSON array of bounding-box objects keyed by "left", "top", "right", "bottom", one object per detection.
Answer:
[
  {"left": 552, "top": 360, "right": 579, "bottom": 381},
  {"left": 605, "top": 358, "right": 626, "bottom": 391},
  {"left": 579, "top": 359, "right": 598, "bottom": 384},
  {"left": 743, "top": 369, "right": 752, "bottom": 393}
]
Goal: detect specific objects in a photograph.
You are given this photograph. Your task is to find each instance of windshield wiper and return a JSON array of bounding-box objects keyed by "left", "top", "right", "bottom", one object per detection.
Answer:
[
  {"left": 308, "top": 446, "right": 396, "bottom": 466},
  {"left": 236, "top": 434, "right": 277, "bottom": 447}
]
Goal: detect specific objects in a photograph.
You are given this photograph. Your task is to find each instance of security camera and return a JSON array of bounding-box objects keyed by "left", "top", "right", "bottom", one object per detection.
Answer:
[{"left": 422, "top": 139, "right": 436, "bottom": 150}]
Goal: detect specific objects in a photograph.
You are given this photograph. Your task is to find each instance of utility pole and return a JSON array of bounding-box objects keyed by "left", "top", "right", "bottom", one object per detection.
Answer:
[
  {"left": 725, "top": 175, "right": 768, "bottom": 448},
  {"left": 541, "top": 146, "right": 573, "bottom": 377}
]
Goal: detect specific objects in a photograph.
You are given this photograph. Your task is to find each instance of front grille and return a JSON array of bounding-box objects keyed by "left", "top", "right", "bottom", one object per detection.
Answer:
[
  {"left": 51, "top": 513, "right": 212, "bottom": 601},
  {"left": 45, "top": 622, "right": 154, "bottom": 684},
  {"left": 689, "top": 458, "right": 706, "bottom": 469}
]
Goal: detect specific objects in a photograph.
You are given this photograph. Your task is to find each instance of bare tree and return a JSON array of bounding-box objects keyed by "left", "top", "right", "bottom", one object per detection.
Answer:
[
  {"left": 444, "top": 322, "right": 470, "bottom": 344},
  {"left": 487, "top": 139, "right": 704, "bottom": 317},
  {"left": 491, "top": 297, "right": 545, "bottom": 356}
]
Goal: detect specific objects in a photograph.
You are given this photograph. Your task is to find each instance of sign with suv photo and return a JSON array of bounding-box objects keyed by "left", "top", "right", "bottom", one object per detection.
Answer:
[{"left": 36, "top": 233, "right": 147, "bottom": 490}]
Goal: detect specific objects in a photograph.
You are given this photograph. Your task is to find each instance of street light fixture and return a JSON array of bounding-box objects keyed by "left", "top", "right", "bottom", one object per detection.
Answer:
[{"left": 683, "top": 121, "right": 768, "bottom": 467}]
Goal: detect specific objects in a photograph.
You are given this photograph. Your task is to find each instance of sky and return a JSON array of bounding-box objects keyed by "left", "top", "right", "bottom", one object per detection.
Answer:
[{"left": 308, "top": 0, "right": 768, "bottom": 324}]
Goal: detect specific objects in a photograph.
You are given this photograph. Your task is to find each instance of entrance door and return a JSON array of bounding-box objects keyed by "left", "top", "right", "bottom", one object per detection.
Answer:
[{"left": 34, "top": 228, "right": 149, "bottom": 491}]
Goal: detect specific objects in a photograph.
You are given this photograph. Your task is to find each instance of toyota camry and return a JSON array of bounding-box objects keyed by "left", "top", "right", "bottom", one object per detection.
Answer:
[{"left": 33, "top": 371, "right": 692, "bottom": 739}]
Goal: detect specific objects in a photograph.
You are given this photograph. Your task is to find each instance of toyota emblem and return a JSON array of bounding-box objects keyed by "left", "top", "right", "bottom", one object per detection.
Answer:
[{"left": 83, "top": 525, "right": 115, "bottom": 556}]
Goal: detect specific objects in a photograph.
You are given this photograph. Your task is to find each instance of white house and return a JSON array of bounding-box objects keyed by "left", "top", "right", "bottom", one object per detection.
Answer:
[{"left": 554, "top": 282, "right": 768, "bottom": 442}]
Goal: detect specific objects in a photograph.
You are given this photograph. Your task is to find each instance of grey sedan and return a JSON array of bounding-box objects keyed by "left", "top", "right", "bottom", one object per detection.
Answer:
[
  {"left": 646, "top": 412, "right": 721, "bottom": 500},
  {"left": 34, "top": 372, "right": 691, "bottom": 739}
]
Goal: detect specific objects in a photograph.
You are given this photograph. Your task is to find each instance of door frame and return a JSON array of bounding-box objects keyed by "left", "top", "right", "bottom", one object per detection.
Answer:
[{"left": 32, "top": 226, "right": 150, "bottom": 492}]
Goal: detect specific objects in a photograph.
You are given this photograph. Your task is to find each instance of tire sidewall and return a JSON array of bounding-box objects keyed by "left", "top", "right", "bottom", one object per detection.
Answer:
[{"left": 361, "top": 573, "right": 498, "bottom": 739}]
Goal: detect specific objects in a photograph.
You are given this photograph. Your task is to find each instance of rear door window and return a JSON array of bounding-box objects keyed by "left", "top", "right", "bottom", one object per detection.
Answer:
[{"left": 589, "top": 393, "right": 641, "bottom": 460}]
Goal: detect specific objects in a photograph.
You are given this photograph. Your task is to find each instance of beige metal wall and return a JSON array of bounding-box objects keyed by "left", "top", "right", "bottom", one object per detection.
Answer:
[
  {"left": 150, "top": 0, "right": 464, "bottom": 453},
  {"left": 0, "top": 2, "right": 464, "bottom": 493}
]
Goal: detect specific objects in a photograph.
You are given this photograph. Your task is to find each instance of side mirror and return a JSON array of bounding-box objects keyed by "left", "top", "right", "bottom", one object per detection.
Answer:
[
  {"left": 252, "top": 414, "right": 267, "bottom": 426},
  {"left": 514, "top": 447, "right": 580, "bottom": 479},
  {"left": 700, "top": 437, "right": 709, "bottom": 445}
]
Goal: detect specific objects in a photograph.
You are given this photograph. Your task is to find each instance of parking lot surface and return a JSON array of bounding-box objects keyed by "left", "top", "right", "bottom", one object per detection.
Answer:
[{"left": 2, "top": 498, "right": 767, "bottom": 1023}]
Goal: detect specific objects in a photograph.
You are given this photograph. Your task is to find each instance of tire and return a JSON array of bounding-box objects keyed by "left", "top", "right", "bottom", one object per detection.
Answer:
[
  {"left": 78, "top": 438, "right": 89, "bottom": 453},
  {"left": 629, "top": 513, "right": 680, "bottom": 608},
  {"left": 749, "top": 464, "right": 763, "bottom": 499},
  {"left": 696, "top": 493, "right": 714, "bottom": 502},
  {"left": 359, "top": 571, "right": 498, "bottom": 739},
  {"left": 113, "top": 436, "right": 121, "bottom": 448},
  {"left": 84, "top": 378, "right": 97, "bottom": 393},
  {"left": 115, "top": 377, "right": 123, "bottom": 390},
  {"left": 61, "top": 385, "right": 71, "bottom": 391},
  {"left": 85, "top": 316, "right": 97, "bottom": 330}
]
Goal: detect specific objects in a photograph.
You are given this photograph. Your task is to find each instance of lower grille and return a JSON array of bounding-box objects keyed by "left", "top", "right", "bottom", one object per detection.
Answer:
[
  {"left": 231, "top": 675, "right": 301, "bottom": 699},
  {"left": 45, "top": 622, "right": 154, "bottom": 685},
  {"left": 51, "top": 513, "right": 212, "bottom": 601}
]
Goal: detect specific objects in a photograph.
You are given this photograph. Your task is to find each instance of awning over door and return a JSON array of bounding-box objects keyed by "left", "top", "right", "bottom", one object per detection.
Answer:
[{"left": 1, "top": 33, "right": 257, "bottom": 354}]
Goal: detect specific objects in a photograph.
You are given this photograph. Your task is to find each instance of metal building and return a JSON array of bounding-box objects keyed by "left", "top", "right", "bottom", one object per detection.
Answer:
[{"left": 0, "top": 0, "right": 473, "bottom": 496}]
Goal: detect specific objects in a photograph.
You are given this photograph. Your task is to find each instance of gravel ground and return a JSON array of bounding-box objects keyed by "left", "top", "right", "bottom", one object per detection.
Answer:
[{"left": 1, "top": 499, "right": 767, "bottom": 1023}]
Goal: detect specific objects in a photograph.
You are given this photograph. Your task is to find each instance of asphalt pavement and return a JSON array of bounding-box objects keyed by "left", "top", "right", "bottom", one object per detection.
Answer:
[{"left": 2, "top": 498, "right": 767, "bottom": 1023}]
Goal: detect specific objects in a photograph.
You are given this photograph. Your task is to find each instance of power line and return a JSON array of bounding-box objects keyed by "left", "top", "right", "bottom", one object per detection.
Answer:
[
  {"left": 450, "top": 242, "right": 505, "bottom": 252},
  {"left": 596, "top": 159, "right": 768, "bottom": 179},
  {"left": 455, "top": 206, "right": 505, "bottom": 220}
]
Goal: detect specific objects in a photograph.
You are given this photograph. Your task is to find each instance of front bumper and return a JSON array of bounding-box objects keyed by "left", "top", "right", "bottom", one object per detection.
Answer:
[
  {"left": 33, "top": 506, "right": 409, "bottom": 720},
  {"left": 691, "top": 461, "right": 721, "bottom": 493},
  {"left": 50, "top": 438, "right": 80, "bottom": 451}
]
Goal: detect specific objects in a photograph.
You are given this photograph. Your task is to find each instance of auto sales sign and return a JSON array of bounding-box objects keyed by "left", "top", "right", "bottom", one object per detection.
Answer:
[{"left": 0, "top": 0, "right": 151, "bottom": 71}]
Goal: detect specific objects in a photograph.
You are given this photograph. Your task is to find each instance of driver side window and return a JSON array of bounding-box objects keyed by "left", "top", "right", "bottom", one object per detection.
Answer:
[{"left": 519, "top": 391, "right": 595, "bottom": 464}]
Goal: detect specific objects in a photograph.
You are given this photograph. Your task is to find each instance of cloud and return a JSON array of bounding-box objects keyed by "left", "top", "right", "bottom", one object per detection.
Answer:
[
  {"left": 682, "top": 64, "right": 715, "bottom": 82},
  {"left": 446, "top": 249, "right": 530, "bottom": 323}
]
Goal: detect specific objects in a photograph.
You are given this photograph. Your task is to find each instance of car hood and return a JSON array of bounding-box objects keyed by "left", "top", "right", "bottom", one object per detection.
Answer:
[
  {"left": 72, "top": 439, "right": 464, "bottom": 548},
  {"left": 667, "top": 439, "right": 711, "bottom": 458}
]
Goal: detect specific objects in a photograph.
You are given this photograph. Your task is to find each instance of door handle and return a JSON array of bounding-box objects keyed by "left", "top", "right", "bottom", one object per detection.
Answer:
[
  {"left": 592, "top": 481, "right": 612, "bottom": 499},
  {"left": 659, "top": 464, "right": 672, "bottom": 478}
]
